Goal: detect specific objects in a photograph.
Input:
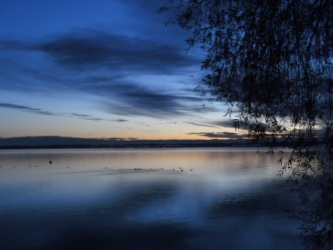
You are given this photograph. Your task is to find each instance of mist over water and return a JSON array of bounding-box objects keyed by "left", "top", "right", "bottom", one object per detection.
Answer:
[{"left": 0, "top": 148, "right": 301, "bottom": 249}]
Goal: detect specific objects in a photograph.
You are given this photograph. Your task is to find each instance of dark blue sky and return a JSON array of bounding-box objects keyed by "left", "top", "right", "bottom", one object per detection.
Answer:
[{"left": 0, "top": 0, "right": 241, "bottom": 140}]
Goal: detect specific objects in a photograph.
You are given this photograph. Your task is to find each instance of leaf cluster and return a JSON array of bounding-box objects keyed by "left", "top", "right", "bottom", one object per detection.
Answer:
[{"left": 160, "top": 0, "right": 333, "bottom": 249}]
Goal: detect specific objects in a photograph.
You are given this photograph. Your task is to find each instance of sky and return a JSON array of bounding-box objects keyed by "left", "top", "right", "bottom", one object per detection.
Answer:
[{"left": 0, "top": 0, "right": 241, "bottom": 141}]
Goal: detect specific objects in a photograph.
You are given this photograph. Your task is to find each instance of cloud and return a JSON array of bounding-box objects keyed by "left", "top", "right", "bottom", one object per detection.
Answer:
[
  {"left": 35, "top": 110, "right": 61, "bottom": 116},
  {"left": 207, "top": 120, "right": 250, "bottom": 130},
  {"left": 0, "top": 40, "right": 28, "bottom": 50},
  {"left": 81, "top": 117, "right": 103, "bottom": 121},
  {"left": 0, "top": 103, "right": 60, "bottom": 116},
  {"left": 185, "top": 122, "right": 217, "bottom": 128},
  {"left": 210, "top": 120, "right": 235, "bottom": 127},
  {"left": 0, "top": 103, "right": 40, "bottom": 111},
  {"left": 70, "top": 112, "right": 127, "bottom": 122},
  {"left": 100, "top": 83, "right": 206, "bottom": 118},
  {"left": 0, "top": 33, "right": 205, "bottom": 120},
  {"left": 71, "top": 113, "right": 90, "bottom": 118},
  {"left": 34, "top": 31, "right": 196, "bottom": 74},
  {"left": 64, "top": 76, "right": 205, "bottom": 118},
  {"left": 187, "top": 132, "right": 246, "bottom": 140},
  {"left": 0, "top": 102, "right": 120, "bottom": 122},
  {"left": 71, "top": 113, "right": 105, "bottom": 121},
  {"left": 0, "top": 23, "right": 205, "bottom": 121},
  {"left": 113, "top": 119, "right": 128, "bottom": 122}
]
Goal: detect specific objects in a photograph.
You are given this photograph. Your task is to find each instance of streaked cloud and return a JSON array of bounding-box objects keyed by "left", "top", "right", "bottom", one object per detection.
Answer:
[
  {"left": 0, "top": 30, "right": 196, "bottom": 75},
  {"left": 0, "top": 0, "right": 235, "bottom": 139},
  {"left": 185, "top": 122, "right": 218, "bottom": 128},
  {"left": 0, "top": 102, "right": 119, "bottom": 122},
  {"left": 0, "top": 29, "right": 207, "bottom": 119},
  {"left": 0, "top": 103, "right": 61, "bottom": 116},
  {"left": 113, "top": 119, "right": 128, "bottom": 122},
  {"left": 187, "top": 132, "right": 246, "bottom": 140}
]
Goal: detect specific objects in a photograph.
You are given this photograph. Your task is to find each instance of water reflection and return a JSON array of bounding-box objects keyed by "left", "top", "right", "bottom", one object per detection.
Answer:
[{"left": 0, "top": 148, "right": 301, "bottom": 249}]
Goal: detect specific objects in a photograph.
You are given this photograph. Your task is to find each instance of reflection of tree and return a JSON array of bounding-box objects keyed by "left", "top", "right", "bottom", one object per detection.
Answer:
[{"left": 160, "top": 0, "right": 333, "bottom": 248}]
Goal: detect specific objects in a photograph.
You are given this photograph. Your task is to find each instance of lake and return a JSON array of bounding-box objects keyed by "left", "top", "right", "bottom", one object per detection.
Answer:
[{"left": 0, "top": 148, "right": 302, "bottom": 249}]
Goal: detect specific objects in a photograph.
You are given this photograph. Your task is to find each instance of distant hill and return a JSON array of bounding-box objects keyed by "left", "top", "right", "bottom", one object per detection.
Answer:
[
  {"left": 0, "top": 136, "right": 247, "bottom": 149},
  {"left": 0, "top": 136, "right": 124, "bottom": 147}
]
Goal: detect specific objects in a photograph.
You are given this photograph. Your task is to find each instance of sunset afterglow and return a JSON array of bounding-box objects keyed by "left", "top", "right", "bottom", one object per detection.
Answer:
[{"left": 0, "top": 0, "right": 239, "bottom": 141}]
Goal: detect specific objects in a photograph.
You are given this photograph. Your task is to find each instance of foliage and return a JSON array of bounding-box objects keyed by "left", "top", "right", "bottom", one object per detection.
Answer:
[{"left": 160, "top": 0, "right": 333, "bottom": 249}]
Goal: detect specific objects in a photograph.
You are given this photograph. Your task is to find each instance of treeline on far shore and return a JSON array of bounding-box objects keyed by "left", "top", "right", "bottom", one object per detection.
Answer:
[{"left": 0, "top": 142, "right": 303, "bottom": 150}]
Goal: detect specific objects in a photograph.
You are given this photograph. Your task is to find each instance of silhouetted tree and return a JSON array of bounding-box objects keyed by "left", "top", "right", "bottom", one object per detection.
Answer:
[{"left": 160, "top": 0, "right": 333, "bottom": 249}]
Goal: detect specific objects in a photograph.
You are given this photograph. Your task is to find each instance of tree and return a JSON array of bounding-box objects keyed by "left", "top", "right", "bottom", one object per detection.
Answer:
[{"left": 160, "top": 0, "right": 333, "bottom": 249}]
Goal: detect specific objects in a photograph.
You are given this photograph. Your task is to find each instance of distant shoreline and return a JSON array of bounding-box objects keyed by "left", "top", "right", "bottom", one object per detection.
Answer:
[
  {"left": 0, "top": 136, "right": 301, "bottom": 150},
  {"left": 0, "top": 143, "right": 272, "bottom": 150}
]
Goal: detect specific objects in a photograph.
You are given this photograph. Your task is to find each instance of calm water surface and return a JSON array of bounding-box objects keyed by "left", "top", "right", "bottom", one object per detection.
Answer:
[{"left": 0, "top": 148, "right": 301, "bottom": 249}]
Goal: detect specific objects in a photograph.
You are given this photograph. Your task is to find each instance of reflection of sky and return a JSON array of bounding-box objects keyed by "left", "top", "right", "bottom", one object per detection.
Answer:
[
  {"left": 0, "top": 149, "right": 301, "bottom": 249},
  {"left": 0, "top": 0, "right": 244, "bottom": 140}
]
